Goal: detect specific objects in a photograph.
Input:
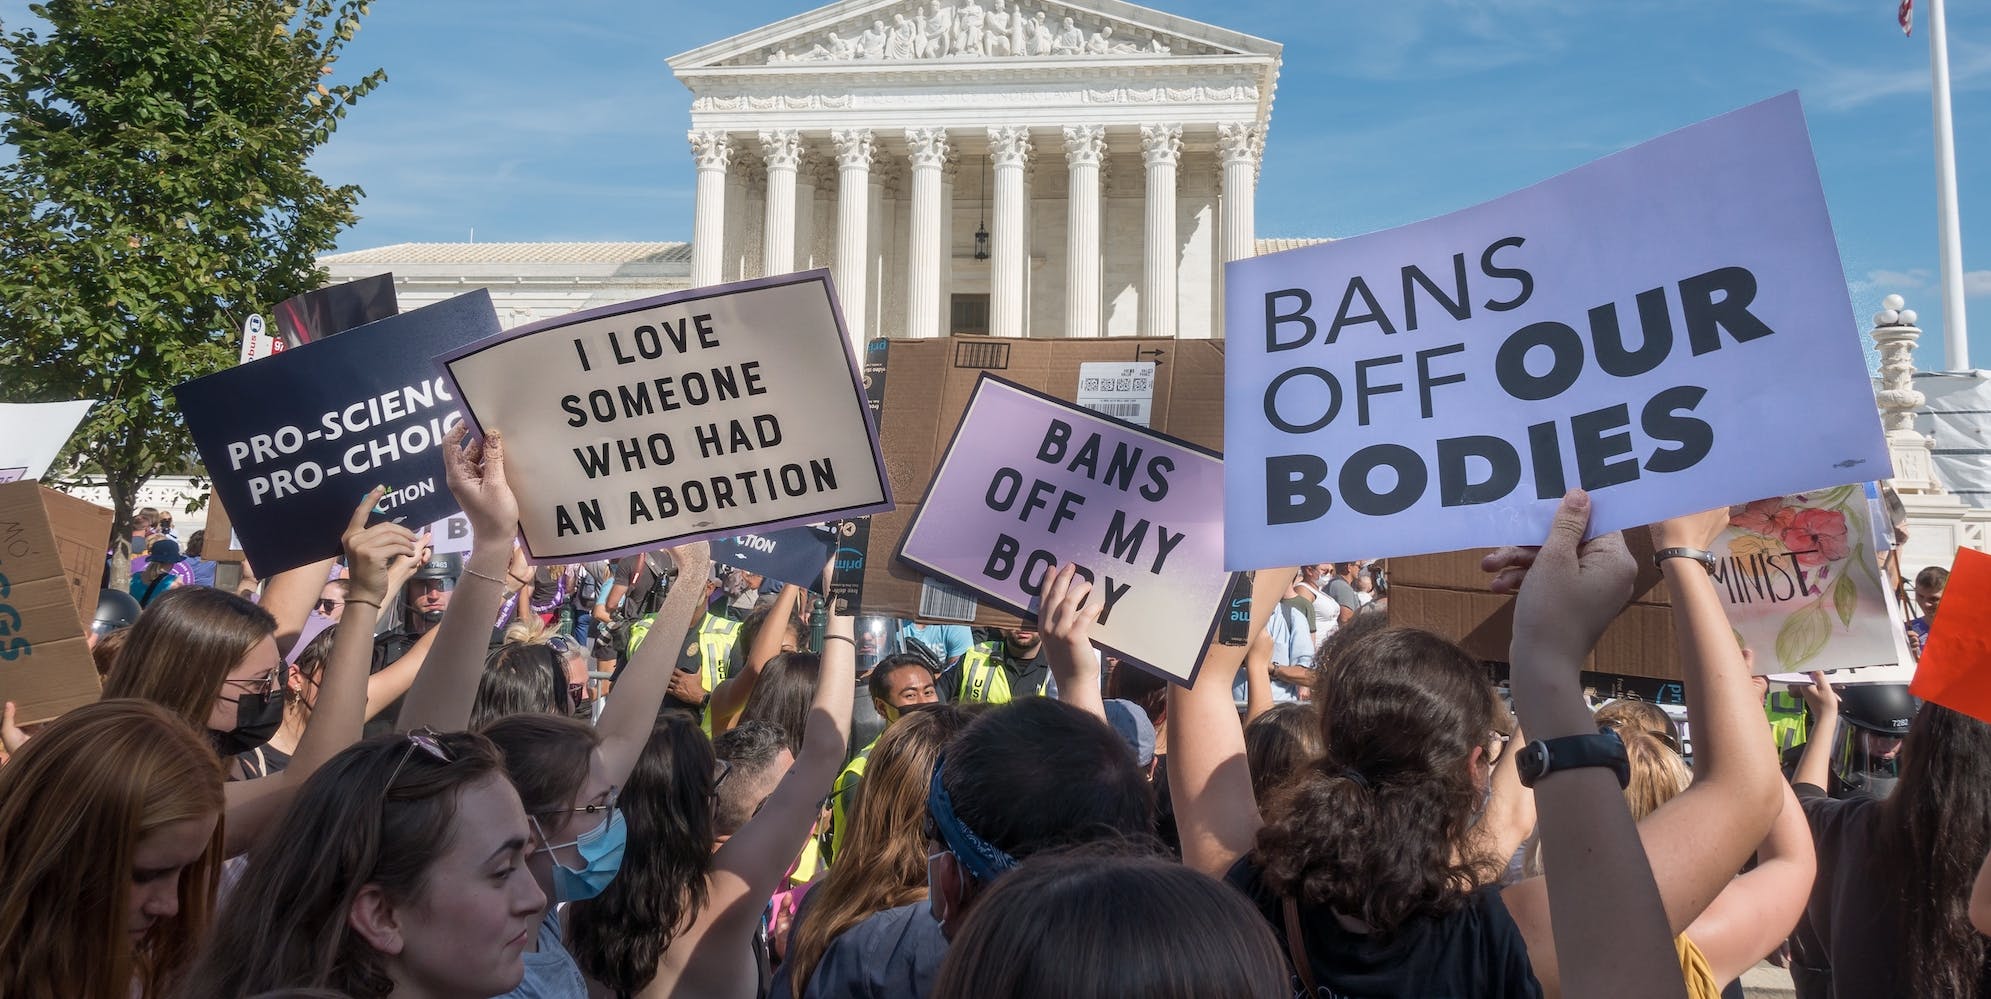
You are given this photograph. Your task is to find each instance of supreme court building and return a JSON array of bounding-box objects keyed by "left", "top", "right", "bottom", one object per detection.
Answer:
[{"left": 322, "top": 0, "right": 1323, "bottom": 340}]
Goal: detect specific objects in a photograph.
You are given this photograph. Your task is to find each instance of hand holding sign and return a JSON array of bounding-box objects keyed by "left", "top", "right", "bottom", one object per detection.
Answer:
[
  {"left": 1508, "top": 490, "right": 1637, "bottom": 680},
  {"left": 1040, "top": 563, "right": 1104, "bottom": 669},
  {"left": 342, "top": 487, "right": 422, "bottom": 607},
  {"left": 442, "top": 425, "right": 519, "bottom": 543}
]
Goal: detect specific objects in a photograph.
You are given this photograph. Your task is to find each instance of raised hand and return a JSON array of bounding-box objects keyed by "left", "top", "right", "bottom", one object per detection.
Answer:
[
  {"left": 442, "top": 424, "right": 519, "bottom": 539},
  {"left": 1505, "top": 489, "right": 1636, "bottom": 678},
  {"left": 343, "top": 487, "right": 422, "bottom": 607},
  {"left": 1040, "top": 563, "right": 1101, "bottom": 662}
]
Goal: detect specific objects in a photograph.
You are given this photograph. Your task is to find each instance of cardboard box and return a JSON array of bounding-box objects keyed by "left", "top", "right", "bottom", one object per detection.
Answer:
[
  {"left": 1386, "top": 530, "right": 1685, "bottom": 680},
  {"left": 0, "top": 481, "right": 113, "bottom": 723},
  {"left": 196, "top": 493, "right": 249, "bottom": 564},
  {"left": 857, "top": 334, "right": 1224, "bottom": 628}
]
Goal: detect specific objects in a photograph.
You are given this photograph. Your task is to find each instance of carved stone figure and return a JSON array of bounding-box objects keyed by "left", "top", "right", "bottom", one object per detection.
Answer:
[
  {"left": 956, "top": 0, "right": 987, "bottom": 56},
  {"left": 858, "top": 19, "right": 887, "bottom": 59},
  {"left": 1054, "top": 15, "right": 1085, "bottom": 54},
  {"left": 987, "top": 0, "right": 1012, "bottom": 55},
  {"left": 1029, "top": 12, "right": 1053, "bottom": 55},
  {"left": 889, "top": 13, "right": 918, "bottom": 60},
  {"left": 826, "top": 31, "right": 855, "bottom": 59},
  {"left": 924, "top": 1, "right": 954, "bottom": 58}
]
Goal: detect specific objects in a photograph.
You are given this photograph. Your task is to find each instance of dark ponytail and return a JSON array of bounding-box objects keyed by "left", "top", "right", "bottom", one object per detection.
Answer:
[{"left": 1253, "top": 628, "right": 1494, "bottom": 934}]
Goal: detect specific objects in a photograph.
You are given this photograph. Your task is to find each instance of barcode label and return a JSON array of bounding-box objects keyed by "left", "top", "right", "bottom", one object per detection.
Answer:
[
  {"left": 919, "top": 577, "right": 980, "bottom": 621},
  {"left": 1075, "top": 361, "right": 1156, "bottom": 426}
]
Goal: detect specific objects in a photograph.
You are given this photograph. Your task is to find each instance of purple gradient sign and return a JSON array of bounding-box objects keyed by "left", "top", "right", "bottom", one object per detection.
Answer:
[
  {"left": 1223, "top": 93, "right": 1888, "bottom": 568},
  {"left": 898, "top": 376, "right": 1231, "bottom": 685}
]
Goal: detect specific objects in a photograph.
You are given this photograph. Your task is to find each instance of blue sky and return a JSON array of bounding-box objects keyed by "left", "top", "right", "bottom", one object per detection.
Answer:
[{"left": 5, "top": 0, "right": 1988, "bottom": 369}]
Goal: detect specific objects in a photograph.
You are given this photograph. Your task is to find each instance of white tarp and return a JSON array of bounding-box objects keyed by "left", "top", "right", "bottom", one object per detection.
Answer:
[{"left": 1912, "top": 370, "right": 1991, "bottom": 507}]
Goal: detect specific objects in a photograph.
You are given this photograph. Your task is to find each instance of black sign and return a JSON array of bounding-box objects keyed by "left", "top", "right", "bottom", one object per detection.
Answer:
[
  {"left": 711, "top": 526, "right": 838, "bottom": 592},
  {"left": 273, "top": 272, "right": 399, "bottom": 347},
  {"left": 174, "top": 290, "right": 501, "bottom": 574}
]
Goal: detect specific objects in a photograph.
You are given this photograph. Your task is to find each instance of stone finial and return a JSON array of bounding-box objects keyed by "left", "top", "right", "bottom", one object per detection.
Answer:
[{"left": 1873, "top": 293, "right": 1927, "bottom": 434}]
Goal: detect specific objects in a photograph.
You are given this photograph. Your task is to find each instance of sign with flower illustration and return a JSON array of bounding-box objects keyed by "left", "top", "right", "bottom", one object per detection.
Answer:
[{"left": 1715, "top": 485, "right": 1910, "bottom": 675}]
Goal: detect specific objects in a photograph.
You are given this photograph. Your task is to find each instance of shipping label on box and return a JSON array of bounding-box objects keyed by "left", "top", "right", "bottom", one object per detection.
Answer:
[{"left": 0, "top": 482, "right": 110, "bottom": 724}]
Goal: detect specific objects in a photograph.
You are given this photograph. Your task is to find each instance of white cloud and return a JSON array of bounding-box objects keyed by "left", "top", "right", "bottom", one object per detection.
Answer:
[{"left": 1966, "top": 271, "right": 1991, "bottom": 297}]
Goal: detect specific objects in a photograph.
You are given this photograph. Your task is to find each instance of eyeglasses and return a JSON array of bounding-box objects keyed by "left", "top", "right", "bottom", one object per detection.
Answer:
[
  {"left": 384, "top": 727, "right": 454, "bottom": 790},
  {"left": 316, "top": 598, "right": 344, "bottom": 614},
  {"left": 221, "top": 665, "right": 287, "bottom": 698},
  {"left": 1486, "top": 730, "right": 1513, "bottom": 764},
  {"left": 554, "top": 786, "right": 619, "bottom": 818}
]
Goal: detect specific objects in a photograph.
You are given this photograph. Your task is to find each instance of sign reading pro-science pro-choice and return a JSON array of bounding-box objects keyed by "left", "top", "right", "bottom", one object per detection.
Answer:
[
  {"left": 898, "top": 376, "right": 1230, "bottom": 685},
  {"left": 1223, "top": 93, "right": 1888, "bottom": 569},
  {"left": 440, "top": 272, "right": 891, "bottom": 563}
]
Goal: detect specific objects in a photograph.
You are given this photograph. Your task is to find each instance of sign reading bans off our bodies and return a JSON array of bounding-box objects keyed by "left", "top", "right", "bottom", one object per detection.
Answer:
[
  {"left": 175, "top": 291, "right": 501, "bottom": 574},
  {"left": 1223, "top": 93, "right": 1889, "bottom": 569},
  {"left": 898, "top": 377, "right": 1231, "bottom": 685},
  {"left": 441, "top": 272, "right": 892, "bottom": 562}
]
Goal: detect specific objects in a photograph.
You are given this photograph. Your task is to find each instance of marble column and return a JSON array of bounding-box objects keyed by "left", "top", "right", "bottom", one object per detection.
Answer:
[
  {"left": 794, "top": 159, "right": 822, "bottom": 270},
  {"left": 689, "top": 131, "right": 732, "bottom": 288},
  {"left": 1217, "top": 122, "right": 1264, "bottom": 340},
  {"left": 760, "top": 130, "right": 803, "bottom": 276},
  {"left": 905, "top": 127, "right": 951, "bottom": 339},
  {"left": 1063, "top": 125, "right": 1106, "bottom": 338},
  {"left": 988, "top": 126, "right": 1032, "bottom": 338},
  {"left": 1141, "top": 123, "right": 1182, "bottom": 336},
  {"left": 832, "top": 128, "right": 875, "bottom": 343}
]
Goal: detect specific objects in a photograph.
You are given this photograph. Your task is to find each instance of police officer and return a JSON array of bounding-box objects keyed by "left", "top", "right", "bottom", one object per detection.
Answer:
[
  {"left": 942, "top": 626, "right": 1050, "bottom": 704},
  {"left": 90, "top": 588, "right": 142, "bottom": 647},
  {"left": 374, "top": 552, "right": 460, "bottom": 671},
  {"left": 1780, "top": 679, "right": 1915, "bottom": 799}
]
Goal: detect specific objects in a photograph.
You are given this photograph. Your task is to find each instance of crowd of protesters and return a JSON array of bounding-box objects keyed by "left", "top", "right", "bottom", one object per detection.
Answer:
[{"left": 2, "top": 421, "right": 1987, "bottom": 999}]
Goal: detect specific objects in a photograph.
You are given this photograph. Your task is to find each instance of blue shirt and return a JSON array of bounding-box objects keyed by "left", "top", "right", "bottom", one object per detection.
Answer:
[
  {"left": 888, "top": 620, "right": 975, "bottom": 667},
  {"left": 803, "top": 901, "right": 948, "bottom": 999},
  {"left": 1234, "top": 603, "right": 1312, "bottom": 703}
]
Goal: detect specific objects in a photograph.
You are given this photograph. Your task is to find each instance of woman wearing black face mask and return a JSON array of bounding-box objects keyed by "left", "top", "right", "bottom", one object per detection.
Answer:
[{"left": 102, "top": 487, "right": 419, "bottom": 858}]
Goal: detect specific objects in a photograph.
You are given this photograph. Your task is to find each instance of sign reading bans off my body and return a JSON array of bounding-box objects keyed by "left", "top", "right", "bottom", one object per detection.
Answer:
[
  {"left": 1222, "top": 93, "right": 1890, "bottom": 569},
  {"left": 898, "top": 376, "right": 1232, "bottom": 686},
  {"left": 441, "top": 272, "right": 892, "bottom": 563}
]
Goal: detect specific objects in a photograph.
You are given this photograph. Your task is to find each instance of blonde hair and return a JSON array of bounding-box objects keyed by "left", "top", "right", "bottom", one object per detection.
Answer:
[
  {"left": 104, "top": 586, "right": 276, "bottom": 735},
  {"left": 0, "top": 699, "right": 225, "bottom": 999},
  {"left": 1525, "top": 711, "right": 1690, "bottom": 877}
]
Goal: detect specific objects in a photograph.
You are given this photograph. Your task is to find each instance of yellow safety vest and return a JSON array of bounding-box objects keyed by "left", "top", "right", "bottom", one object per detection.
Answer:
[
  {"left": 696, "top": 613, "right": 744, "bottom": 693},
  {"left": 827, "top": 736, "right": 877, "bottom": 866},
  {"left": 957, "top": 643, "right": 1012, "bottom": 704},
  {"left": 1766, "top": 690, "right": 1809, "bottom": 755}
]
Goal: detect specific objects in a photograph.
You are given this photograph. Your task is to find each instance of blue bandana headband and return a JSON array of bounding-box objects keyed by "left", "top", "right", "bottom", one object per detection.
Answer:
[{"left": 928, "top": 757, "right": 1018, "bottom": 883}]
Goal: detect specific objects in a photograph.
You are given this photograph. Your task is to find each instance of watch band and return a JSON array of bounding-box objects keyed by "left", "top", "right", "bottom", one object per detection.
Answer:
[
  {"left": 1516, "top": 730, "right": 1631, "bottom": 789},
  {"left": 1652, "top": 547, "right": 1716, "bottom": 574}
]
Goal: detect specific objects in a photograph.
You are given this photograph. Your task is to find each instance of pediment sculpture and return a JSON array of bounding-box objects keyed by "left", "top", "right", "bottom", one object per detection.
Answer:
[{"left": 758, "top": 1, "right": 1198, "bottom": 64}]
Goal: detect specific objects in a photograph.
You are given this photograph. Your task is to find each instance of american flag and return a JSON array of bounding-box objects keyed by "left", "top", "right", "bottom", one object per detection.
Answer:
[{"left": 1900, "top": 0, "right": 1913, "bottom": 36}]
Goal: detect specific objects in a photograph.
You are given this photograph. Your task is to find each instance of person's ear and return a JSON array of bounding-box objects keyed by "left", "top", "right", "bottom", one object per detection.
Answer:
[
  {"left": 348, "top": 883, "right": 405, "bottom": 955},
  {"left": 929, "top": 851, "right": 967, "bottom": 933}
]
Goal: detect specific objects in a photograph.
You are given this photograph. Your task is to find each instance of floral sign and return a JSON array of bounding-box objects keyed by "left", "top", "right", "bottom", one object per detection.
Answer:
[{"left": 1714, "top": 485, "right": 1909, "bottom": 675}]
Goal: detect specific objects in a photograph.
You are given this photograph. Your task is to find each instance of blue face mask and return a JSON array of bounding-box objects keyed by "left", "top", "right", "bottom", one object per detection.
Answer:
[{"left": 537, "top": 807, "right": 627, "bottom": 902}]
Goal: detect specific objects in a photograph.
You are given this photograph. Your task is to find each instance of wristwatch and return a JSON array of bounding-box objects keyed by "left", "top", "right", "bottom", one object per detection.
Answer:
[
  {"left": 1516, "top": 730, "right": 1631, "bottom": 789},
  {"left": 1652, "top": 547, "right": 1717, "bottom": 574}
]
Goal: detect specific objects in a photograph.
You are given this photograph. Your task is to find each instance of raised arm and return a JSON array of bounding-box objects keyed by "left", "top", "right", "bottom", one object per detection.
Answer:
[
  {"left": 1685, "top": 781, "right": 1816, "bottom": 985},
  {"left": 224, "top": 488, "right": 417, "bottom": 854},
  {"left": 1039, "top": 564, "right": 1107, "bottom": 724},
  {"left": 689, "top": 587, "right": 856, "bottom": 983},
  {"left": 1169, "top": 568, "right": 1288, "bottom": 878},
  {"left": 709, "top": 582, "right": 804, "bottom": 734},
  {"left": 1791, "top": 672, "right": 1839, "bottom": 793},
  {"left": 395, "top": 425, "right": 520, "bottom": 732},
  {"left": 1242, "top": 622, "right": 1275, "bottom": 725},
  {"left": 1494, "top": 490, "right": 1681, "bottom": 999},
  {"left": 595, "top": 542, "right": 712, "bottom": 788}
]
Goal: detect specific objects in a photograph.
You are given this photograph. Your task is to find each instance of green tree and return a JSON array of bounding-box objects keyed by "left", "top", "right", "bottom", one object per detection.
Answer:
[{"left": 0, "top": 0, "right": 383, "bottom": 569}]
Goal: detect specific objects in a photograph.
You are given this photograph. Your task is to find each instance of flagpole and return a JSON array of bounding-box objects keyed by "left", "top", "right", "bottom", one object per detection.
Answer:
[{"left": 1928, "top": 0, "right": 1971, "bottom": 370}]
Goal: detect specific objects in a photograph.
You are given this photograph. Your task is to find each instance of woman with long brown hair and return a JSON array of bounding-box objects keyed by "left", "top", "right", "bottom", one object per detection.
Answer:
[
  {"left": 0, "top": 699, "right": 226, "bottom": 999},
  {"left": 176, "top": 728, "right": 546, "bottom": 998},
  {"left": 781, "top": 703, "right": 975, "bottom": 993},
  {"left": 102, "top": 488, "right": 418, "bottom": 855}
]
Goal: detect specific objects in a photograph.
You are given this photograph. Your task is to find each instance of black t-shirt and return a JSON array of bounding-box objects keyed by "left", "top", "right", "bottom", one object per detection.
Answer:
[
  {"left": 1786, "top": 782, "right": 1991, "bottom": 999},
  {"left": 1226, "top": 856, "right": 1543, "bottom": 999}
]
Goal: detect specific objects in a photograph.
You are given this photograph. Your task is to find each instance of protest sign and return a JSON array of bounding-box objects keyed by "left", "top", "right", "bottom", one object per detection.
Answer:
[
  {"left": 1910, "top": 547, "right": 1991, "bottom": 724},
  {"left": 430, "top": 512, "right": 476, "bottom": 555},
  {"left": 1223, "top": 93, "right": 1887, "bottom": 569},
  {"left": 274, "top": 273, "right": 399, "bottom": 348},
  {"left": 0, "top": 400, "right": 94, "bottom": 484},
  {"left": 712, "top": 527, "right": 838, "bottom": 592},
  {"left": 897, "top": 376, "right": 1230, "bottom": 684},
  {"left": 441, "top": 271, "right": 891, "bottom": 563},
  {"left": 175, "top": 291, "right": 502, "bottom": 575},
  {"left": 239, "top": 314, "right": 284, "bottom": 365},
  {"left": 1714, "top": 488, "right": 1910, "bottom": 676},
  {"left": 0, "top": 482, "right": 114, "bottom": 724}
]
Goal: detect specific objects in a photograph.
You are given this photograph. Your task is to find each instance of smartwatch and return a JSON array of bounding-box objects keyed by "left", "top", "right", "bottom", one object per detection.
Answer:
[
  {"left": 1516, "top": 729, "right": 1631, "bottom": 789},
  {"left": 1652, "top": 547, "right": 1717, "bottom": 574}
]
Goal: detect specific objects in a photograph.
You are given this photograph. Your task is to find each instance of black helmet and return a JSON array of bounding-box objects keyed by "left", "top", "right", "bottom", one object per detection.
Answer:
[
  {"left": 1837, "top": 683, "right": 1917, "bottom": 735},
  {"left": 411, "top": 552, "right": 463, "bottom": 583},
  {"left": 92, "top": 588, "right": 142, "bottom": 636}
]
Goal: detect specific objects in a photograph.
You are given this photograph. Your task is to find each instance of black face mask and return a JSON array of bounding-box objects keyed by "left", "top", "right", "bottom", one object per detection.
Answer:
[{"left": 212, "top": 689, "right": 285, "bottom": 757}]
